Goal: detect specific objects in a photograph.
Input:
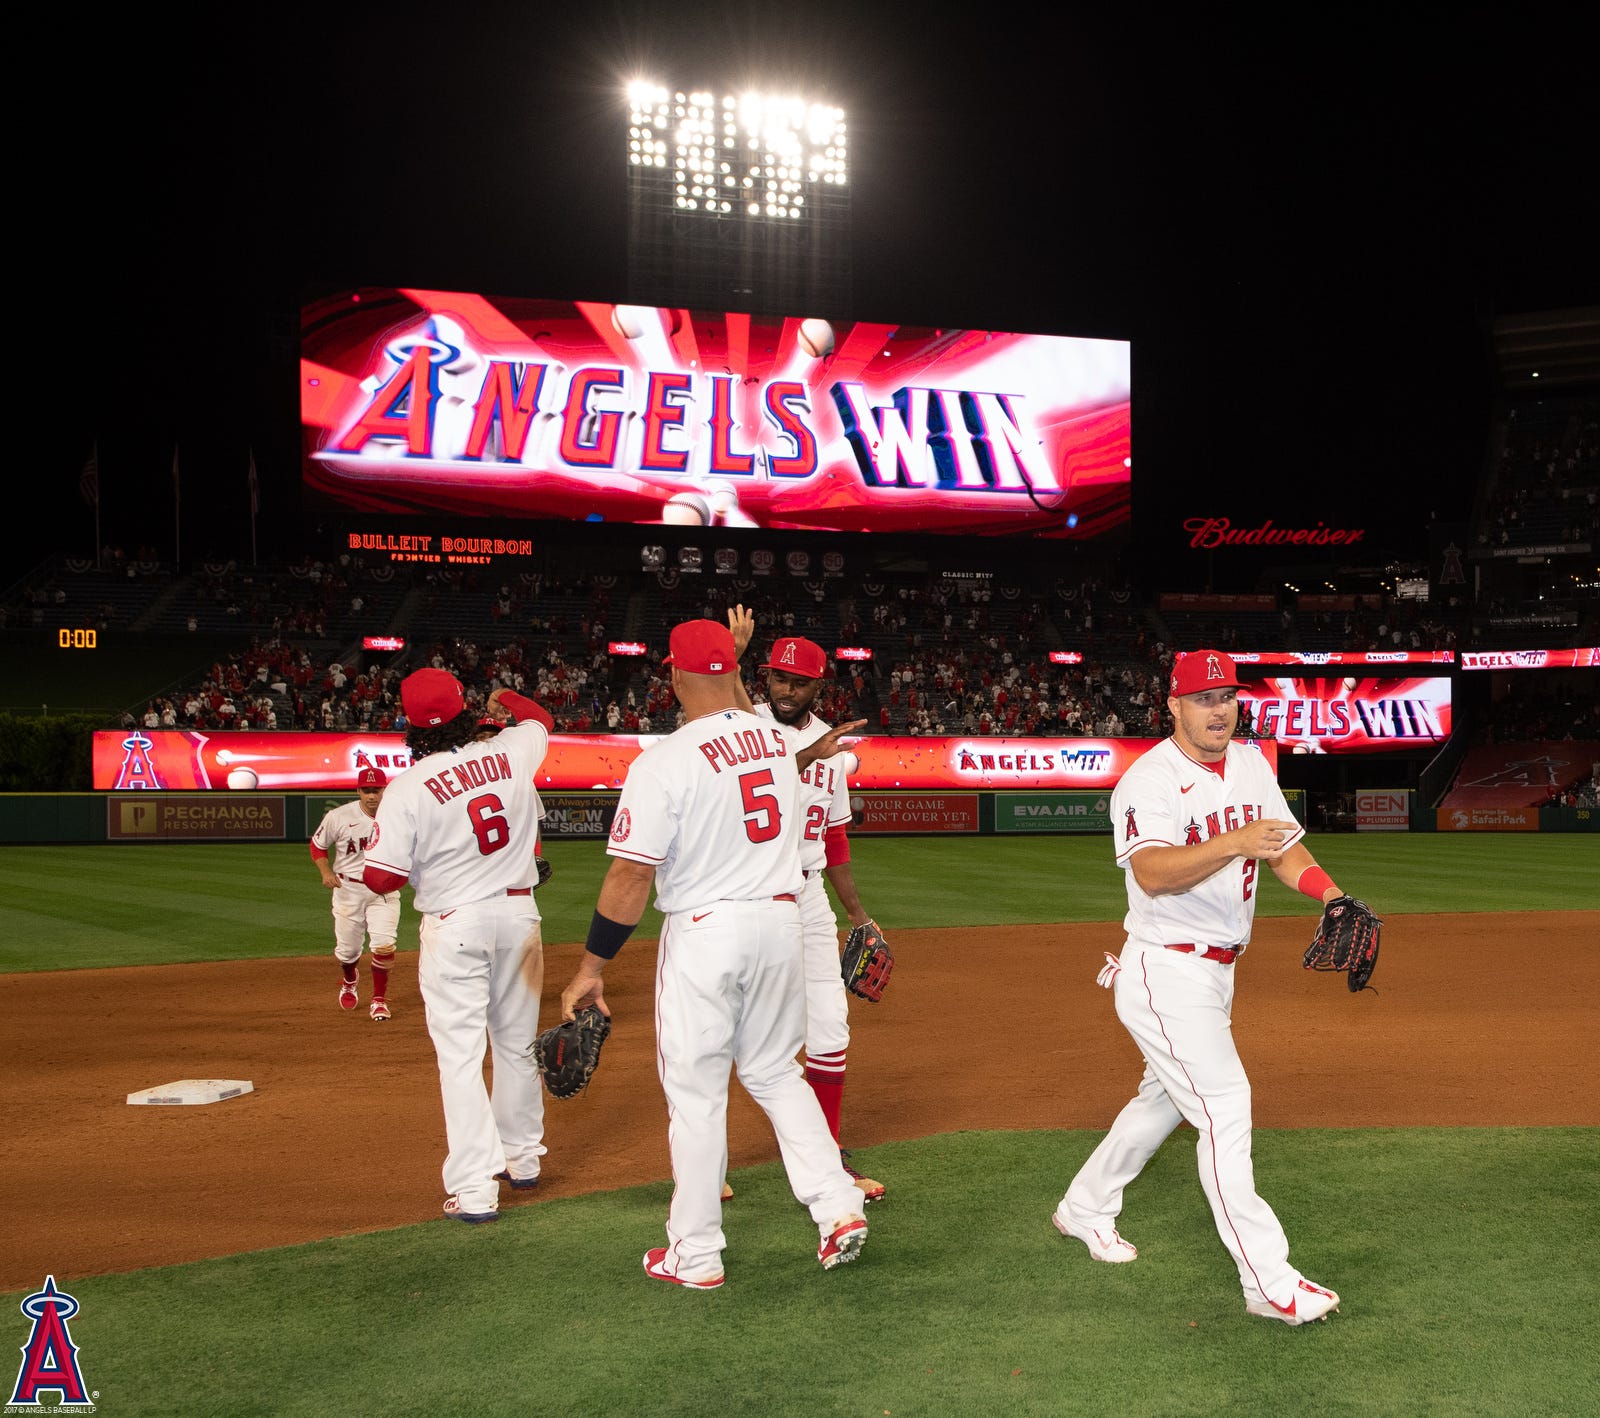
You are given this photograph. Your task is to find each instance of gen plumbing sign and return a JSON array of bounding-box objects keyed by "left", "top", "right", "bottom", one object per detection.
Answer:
[
  {"left": 1356, "top": 789, "right": 1412, "bottom": 832},
  {"left": 108, "top": 794, "right": 286, "bottom": 840},
  {"left": 996, "top": 791, "right": 1111, "bottom": 834}
]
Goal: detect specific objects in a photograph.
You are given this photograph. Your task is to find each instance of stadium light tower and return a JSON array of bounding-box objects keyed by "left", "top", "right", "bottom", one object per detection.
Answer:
[{"left": 625, "top": 81, "right": 853, "bottom": 316}]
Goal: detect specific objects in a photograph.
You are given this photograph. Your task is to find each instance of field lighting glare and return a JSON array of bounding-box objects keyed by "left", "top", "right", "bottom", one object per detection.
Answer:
[{"left": 627, "top": 80, "right": 847, "bottom": 220}]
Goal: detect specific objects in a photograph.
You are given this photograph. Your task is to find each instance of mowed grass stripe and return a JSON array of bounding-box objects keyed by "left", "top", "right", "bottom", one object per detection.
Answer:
[
  {"left": 17, "top": 1128, "right": 1597, "bottom": 1418},
  {"left": 1, "top": 834, "right": 1593, "bottom": 973}
]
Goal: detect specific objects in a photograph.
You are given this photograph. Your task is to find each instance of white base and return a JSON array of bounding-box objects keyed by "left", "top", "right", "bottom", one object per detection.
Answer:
[{"left": 127, "top": 1079, "right": 255, "bottom": 1106}]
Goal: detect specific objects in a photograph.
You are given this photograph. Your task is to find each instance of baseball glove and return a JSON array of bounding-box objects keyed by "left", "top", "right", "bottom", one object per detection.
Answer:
[
  {"left": 1303, "top": 895, "right": 1382, "bottom": 992},
  {"left": 841, "top": 920, "right": 894, "bottom": 1002},
  {"left": 533, "top": 1006, "right": 611, "bottom": 1098},
  {"left": 533, "top": 855, "right": 554, "bottom": 890}
]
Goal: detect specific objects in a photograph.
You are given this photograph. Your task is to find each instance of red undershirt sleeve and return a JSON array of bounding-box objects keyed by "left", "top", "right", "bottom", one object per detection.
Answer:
[{"left": 824, "top": 823, "right": 850, "bottom": 867}]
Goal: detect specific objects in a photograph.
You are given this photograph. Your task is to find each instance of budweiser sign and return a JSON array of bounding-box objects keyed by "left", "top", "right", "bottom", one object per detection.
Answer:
[{"left": 1184, "top": 517, "right": 1365, "bottom": 549}]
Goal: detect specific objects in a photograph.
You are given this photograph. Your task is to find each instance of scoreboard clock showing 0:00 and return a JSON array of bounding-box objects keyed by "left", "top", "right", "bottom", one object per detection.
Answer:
[{"left": 58, "top": 628, "right": 99, "bottom": 648}]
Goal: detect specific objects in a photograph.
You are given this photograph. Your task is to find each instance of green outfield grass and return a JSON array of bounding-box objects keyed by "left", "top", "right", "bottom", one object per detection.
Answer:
[
  {"left": 11, "top": 1127, "right": 1596, "bottom": 1418},
  {"left": 0, "top": 833, "right": 1594, "bottom": 973}
]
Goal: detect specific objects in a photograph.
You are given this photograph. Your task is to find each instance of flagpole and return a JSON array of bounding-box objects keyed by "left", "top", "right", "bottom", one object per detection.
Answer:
[
  {"left": 172, "top": 443, "right": 181, "bottom": 571},
  {"left": 248, "top": 447, "right": 259, "bottom": 567}
]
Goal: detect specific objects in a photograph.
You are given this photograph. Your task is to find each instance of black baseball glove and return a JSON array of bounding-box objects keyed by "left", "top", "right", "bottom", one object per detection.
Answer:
[
  {"left": 841, "top": 920, "right": 894, "bottom": 1002},
  {"left": 533, "top": 855, "right": 554, "bottom": 890},
  {"left": 533, "top": 1006, "right": 611, "bottom": 1098},
  {"left": 1303, "top": 895, "right": 1382, "bottom": 993}
]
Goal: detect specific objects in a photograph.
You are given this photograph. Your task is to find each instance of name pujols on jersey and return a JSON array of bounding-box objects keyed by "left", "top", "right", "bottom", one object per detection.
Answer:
[{"left": 697, "top": 724, "right": 789, "bottom": 772}]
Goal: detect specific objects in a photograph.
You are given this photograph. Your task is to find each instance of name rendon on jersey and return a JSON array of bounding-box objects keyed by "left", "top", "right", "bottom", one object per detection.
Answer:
[
  {"left": 697, "top": 726, "right": 788, "bottom": 774},
  {"left": 421, "top": 750, "right": 515, "bottom": 803}
]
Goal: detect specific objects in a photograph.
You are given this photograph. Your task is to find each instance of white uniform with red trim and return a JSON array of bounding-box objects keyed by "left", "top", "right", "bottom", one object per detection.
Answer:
[
  {"left": 755, "top": 702, "right": 855, "bottom": 1060},
  {"left": 1059, "top": 734, "right": 1313, "bottom": 1310},
  {"left": 366, "top": 711, "right": 551, "bottom": 1214},
  {"left": 311, "top": 800, "right": 400, "bottom": 962},
  {"left": 608, "top": 706, "right": 864, "bottom": 1281}
]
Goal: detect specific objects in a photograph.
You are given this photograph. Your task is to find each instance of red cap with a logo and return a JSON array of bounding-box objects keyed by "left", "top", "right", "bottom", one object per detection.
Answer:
[
  {"left": 1170, "top": 649, "right": 1241, "bottom": 697},
  {"left": 355, "top": 767, "right": 387, "bottom": 789},
  {"left": 761, "top": 636, "right": 828, "bottom": 680},
  {"left": 664, "top": 620, "right": 737, "bottom": 675},
  {"left": 401, "top": 668, "right": 466, "bottom": 726}
]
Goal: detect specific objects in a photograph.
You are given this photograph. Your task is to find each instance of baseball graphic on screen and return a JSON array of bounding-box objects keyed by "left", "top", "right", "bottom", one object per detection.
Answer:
[
  {"left": 611, "top": 305, "right": 655, "bottom": 340},
  {"left": 662, "top": 492, "right": 712, "bottom": 525},
  {"left": 797, "top": 318, "right": 835, "bottom": 359},
  {"left": 227, "top": 766, "right": 259, "bottom": 790}
]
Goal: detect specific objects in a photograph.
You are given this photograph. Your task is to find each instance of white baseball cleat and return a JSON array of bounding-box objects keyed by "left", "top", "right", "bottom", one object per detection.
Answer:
[
  {"left": 1246, "top": 1278, "right": 1341, "bottom": 1325},
  {"left": 1053, "top": 1210, "right": 1138, "bottom": 1262}
]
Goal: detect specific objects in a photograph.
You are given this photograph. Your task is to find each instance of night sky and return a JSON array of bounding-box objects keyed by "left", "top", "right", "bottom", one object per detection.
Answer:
[{"left": 37, "top": 5, "right": 1595, "bottom": 583}]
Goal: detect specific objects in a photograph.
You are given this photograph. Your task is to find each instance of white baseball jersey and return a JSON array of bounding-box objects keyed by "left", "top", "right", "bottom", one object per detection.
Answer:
[
  {"left": 608, "top": 708, "right": 803, "bottom": 914},
  {"left": 1111, "top": 736, "right": 1303, "bottom": 950},
  {"left": 367, "top": 719, "right": 551, "bottom": 914},
  {"left": 755, "top": 703, "right": 853, "bottom": 872},
  {"left": 312, "top": 801, "right": 382, "bottom": 881}
]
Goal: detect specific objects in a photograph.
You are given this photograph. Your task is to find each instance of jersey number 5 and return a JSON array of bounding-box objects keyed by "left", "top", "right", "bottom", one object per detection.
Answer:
[
  {"left": 467, "top": 793, "right": 511, "bottom": 856},
  {"left": 739, "top": 769, "right": 783, "bottom": 843}
]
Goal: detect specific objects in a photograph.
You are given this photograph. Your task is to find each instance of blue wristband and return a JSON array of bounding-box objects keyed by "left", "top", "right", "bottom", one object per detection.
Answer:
[{"left": 585, "top": 910, "right": 635, "bottom": 961}]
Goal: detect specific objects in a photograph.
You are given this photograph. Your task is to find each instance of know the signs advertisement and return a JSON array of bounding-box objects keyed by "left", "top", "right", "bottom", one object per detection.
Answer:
[
  {"left": 1355, "top": 789, "right": 1412, "bottom": 832},
  {"left": 539, "top": 793, "right": 619, "bottom": 839},
  {"left": 995, "top": 792, "right": 1111, "bottom": 834}
]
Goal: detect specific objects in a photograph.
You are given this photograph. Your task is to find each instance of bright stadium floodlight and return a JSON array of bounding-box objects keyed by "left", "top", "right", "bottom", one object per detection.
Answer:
[{"left": 625, "top": 80, "right": 847, "bottom": 223}]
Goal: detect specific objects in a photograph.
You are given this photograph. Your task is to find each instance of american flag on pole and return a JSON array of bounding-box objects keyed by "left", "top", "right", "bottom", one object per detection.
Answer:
[{"left": 79, "top": 445, "right": 99, "bottom": 507}]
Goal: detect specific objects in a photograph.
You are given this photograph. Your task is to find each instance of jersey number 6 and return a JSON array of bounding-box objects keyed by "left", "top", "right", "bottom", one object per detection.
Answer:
[
  {"left": 467, "top": 793, "right": 511, "bottom": 856},
  {"left": 739, "top": 769, "right": 783, "bottom": 844}
]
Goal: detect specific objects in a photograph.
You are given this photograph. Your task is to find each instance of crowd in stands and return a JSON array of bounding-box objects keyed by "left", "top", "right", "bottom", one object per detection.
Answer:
[
  {"left": 1474, "top": 681, "right": 1600, "bottom": 745},
  {"left": 1480, "top": 396, "right": 1599, "bottom": 549}
]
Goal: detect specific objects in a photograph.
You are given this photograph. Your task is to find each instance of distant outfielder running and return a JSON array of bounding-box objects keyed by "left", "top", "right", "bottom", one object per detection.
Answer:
[{"left": 310, "top": 766, "right": 401, "bottom": 1021}]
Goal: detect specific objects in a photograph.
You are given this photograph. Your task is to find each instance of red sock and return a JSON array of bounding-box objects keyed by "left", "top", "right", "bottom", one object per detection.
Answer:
[
  {"left": 371, "top": 965, "right": 389, "bottom": 1002},
  {"left": 805, "top": 1052, "right": 845, "bottom": 1142}
]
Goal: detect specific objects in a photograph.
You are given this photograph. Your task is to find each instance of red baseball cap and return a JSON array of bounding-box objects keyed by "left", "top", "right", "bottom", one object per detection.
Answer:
[
  {"left": 664, "top": 620, "right": 738, "bottom": 675},
  {"left": 355, "top": 767, "right": 387, "bottom": 789},
  {"left": 761, "top": 636, "right": 828, "bottom": 679},
  {"left": 401, "top": 667, "right": 466, "bottom": 725},
  {"left": 1170, "top": 649, "right": 1241, "bottom": 697}
]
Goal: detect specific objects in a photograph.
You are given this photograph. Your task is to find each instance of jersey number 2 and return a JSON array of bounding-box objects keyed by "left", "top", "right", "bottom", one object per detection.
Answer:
[
  {"left": 739, "top": 769, "right": 783, "bottom": 843},
  {"left": 1242, "top": 859, "right": 1257, "bottom": 901},
  {"left": 468, "top": 793, "right": 511, "bottom": 856}
]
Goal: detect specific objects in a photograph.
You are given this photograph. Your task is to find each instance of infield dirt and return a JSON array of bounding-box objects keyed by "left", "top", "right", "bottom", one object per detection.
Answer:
[{"left": 4, "top": 909, "right": 1595, "bottom": 1290}]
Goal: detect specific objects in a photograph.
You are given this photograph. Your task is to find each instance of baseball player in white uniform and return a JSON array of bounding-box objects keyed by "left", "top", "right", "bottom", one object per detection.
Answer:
[
  {"left": 310, "top": 766, "right": 401, "bottom": 1021},
  {"left": 557, "top": 618, "right": 869, "bottom": 1288},
  {"left": 725, "top": 613, "right": 885, "bottom": 1203},
  {"left": 363, "top": 669, "right": 554, "bottom": 1223},
  {"left": 1055, "top": 648, "right": 1361, "bottom": 1326}
]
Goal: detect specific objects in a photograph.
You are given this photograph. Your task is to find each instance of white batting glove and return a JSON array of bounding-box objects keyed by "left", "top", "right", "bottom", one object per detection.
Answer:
[{"left": 1095, "top": 953, "right": 1122, "bottom": 990}]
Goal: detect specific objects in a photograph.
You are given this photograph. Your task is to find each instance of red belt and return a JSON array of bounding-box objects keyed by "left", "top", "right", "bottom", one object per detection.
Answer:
[
  {"left": 1165, "top": 943, "right": 1239, "bottom": 964},
  {"left": 507, "top": 887, "right": 532, "bottom": 897},
  {"left": 774, "top": 892, "right": 796, "bottom": 903}
]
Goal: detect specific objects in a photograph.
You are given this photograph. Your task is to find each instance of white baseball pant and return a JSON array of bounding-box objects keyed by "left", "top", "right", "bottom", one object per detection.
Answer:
[
  {"left": 417, "top": 899, "right": 547, "bottom": 1214},
  {"left": 652, "top": 896, "right": 863, "bottom": 1281},
  {"left": 1062, "top": 939, "right": 1305, "bottom": 1307}
]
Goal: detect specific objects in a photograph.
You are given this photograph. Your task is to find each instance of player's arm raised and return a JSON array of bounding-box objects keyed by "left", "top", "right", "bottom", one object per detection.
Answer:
[
  {"left": 1130, "top": 818, "right": 1300, "bottom": 897},
  {"left": 726, "top": 604, "right": 757, "bottom": 714},
  {"left": 797, "top": 719, "right": 868, "bottom": 773},
  {"left": 560, "top": 857, "right": 655, "bottom": 1021}
]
